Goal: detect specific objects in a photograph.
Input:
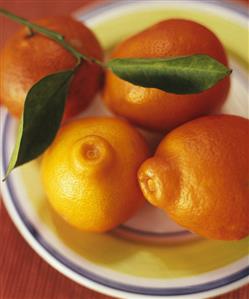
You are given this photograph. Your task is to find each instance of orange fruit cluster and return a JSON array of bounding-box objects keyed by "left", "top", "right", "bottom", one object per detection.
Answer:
[{"left": 1, "top": 17, "right": 248, "bottom": 240}]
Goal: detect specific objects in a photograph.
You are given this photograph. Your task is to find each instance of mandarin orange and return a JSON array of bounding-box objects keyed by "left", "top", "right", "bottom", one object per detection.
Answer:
[
  {"left": 41, "top": 117, "right": 149, "bottom": 232},
  {"left": 0, "top": 16, "right": 103, "bottom": 119},
  {"left": 138, "top": 115, "right": 249, "bottom": 240},
  {"left": 103, "top": 19, "right": 230, "bottom": 131}
]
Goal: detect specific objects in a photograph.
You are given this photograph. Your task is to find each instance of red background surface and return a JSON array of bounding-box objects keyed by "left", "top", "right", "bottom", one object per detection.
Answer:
[{"left": 0, "top": 0, "right": 248, "bottom": 298}]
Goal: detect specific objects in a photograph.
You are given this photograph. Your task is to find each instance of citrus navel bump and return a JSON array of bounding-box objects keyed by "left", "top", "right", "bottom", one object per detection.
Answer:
[
  {"left": 138, "top": 115, "right": 249, "bottom": 240},
  {"left": 0, "top": 16, "right": 103, "bottom": 119},
  {"left": 41, "top": 117, "right": 149, "bottom": 232},
  {"left": 103, "top": 19, "right": 230, "bottom": 131}
]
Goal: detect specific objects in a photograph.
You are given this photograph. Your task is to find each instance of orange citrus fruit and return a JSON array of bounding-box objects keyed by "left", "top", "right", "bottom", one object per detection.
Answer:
[
  {"left": 41, "top": 117, "right": 149, "bottom": 232},
  {"left": 138, "top": 115, "right": 249, "bottom": 240},
  {"left": 103, "top": 19, "right": 230, "bottom": 131},
  {"left": 0, "top": 16, "right": 103, "bottom": 120}
]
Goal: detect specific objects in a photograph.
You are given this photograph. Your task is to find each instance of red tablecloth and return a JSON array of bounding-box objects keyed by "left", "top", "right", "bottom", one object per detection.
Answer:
[{"left": 0, "top": 1, "right": 248, "bottom": 298}]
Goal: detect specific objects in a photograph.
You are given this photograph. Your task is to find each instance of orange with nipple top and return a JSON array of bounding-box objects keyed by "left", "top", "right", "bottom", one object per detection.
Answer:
[
  {"left": 41, "top": 117, "right": 149, "bottom": 232},
  {"left": 138, "top": 115, "right": 249, "bottom": 240}
]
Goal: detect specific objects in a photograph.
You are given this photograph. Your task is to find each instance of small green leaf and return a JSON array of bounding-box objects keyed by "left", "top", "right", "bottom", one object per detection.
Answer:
[
  {"left": 4, "top": 70, "right": 74, "bottom": 179},
  {"left": 108, "top": 54, "right": 232, "bottom": 94}
]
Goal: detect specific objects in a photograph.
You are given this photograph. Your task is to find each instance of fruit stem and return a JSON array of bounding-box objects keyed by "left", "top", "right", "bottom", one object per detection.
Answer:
[
  {"left": 26, "top": 26, "right": 34, "bottom": 37},
  {"left": 0, "top": 7, "right": 104, "bottom": 67}
]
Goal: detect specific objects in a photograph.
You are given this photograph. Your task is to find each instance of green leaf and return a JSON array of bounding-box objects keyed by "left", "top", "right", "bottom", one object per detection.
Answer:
[
  {"left": 107, "top": 54, "right": 232, "bottom": 94},
  {"left": 4, "top": 70, "right": 74, "bottom": 179}
]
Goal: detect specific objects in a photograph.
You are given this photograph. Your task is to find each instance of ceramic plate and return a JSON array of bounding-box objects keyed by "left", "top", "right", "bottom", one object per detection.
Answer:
[{"left": 1, "top": 1, "right": 248, "bottom": 298}]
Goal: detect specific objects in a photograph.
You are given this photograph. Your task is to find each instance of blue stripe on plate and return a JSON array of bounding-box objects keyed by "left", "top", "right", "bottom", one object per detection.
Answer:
[
  {"left": 2, "top": 114, "right": 249, "bottom": 296},
  {"left": 77, "top": 0, "right": 248, "bottom": 22},
  {"left": 1, "top": 0, "right": 249, "bottom": 296},
  {"left": 119, "top": 224, "right": 191, "bottom": 237}
]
